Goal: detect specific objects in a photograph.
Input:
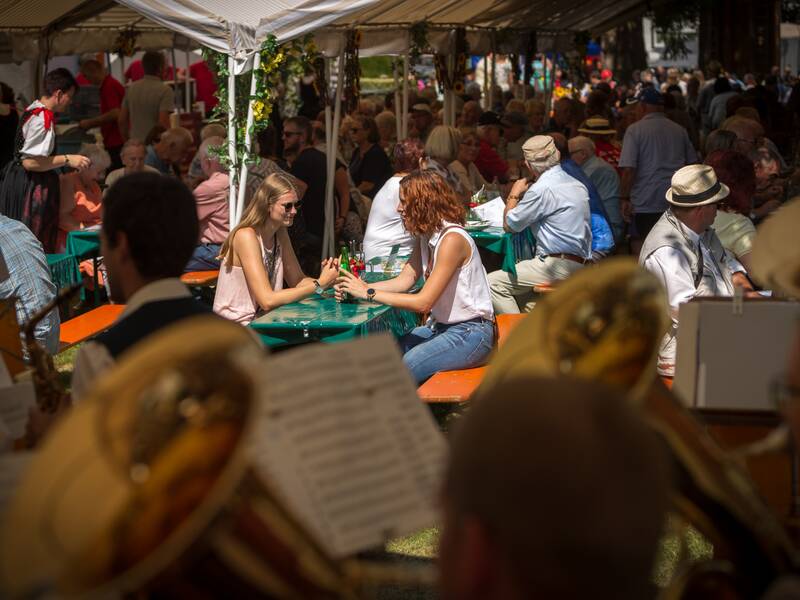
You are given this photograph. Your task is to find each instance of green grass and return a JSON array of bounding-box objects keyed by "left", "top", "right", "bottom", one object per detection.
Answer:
[
  {"left": 387, "top": 519, "right": 713, "bottom": 588},
  {"left": 53, "top": 344, "right": 80, "bottom": 392}
]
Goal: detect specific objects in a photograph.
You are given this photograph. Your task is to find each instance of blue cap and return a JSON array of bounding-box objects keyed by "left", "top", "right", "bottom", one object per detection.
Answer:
[{"left": 637, "top": 87, "right": 663, "bottom": 106}]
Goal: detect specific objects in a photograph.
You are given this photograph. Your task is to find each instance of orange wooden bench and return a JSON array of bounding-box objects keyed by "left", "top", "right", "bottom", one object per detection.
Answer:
[
  {"left": 180, "top": 270, "right": 219, "bottom": 287},
  {"left": 532, "top": 282, "right": 555, "bottom": 294},
  {"left": 59, "top": 304, "right": 125, "bottom": 351},
  {"left": 417, "top": 313, "right": 526, "bottom": 403}
]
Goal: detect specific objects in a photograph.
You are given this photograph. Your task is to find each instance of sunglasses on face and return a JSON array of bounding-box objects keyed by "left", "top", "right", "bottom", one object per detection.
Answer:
[
  {"left": 281, "top": 201, "right": 303, "bottom": 210},
  {"left": 283, "top": 130, "right": 302, "bottom": 138}
]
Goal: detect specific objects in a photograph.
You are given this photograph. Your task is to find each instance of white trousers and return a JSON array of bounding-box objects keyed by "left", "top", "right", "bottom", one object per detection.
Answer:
[{"left": 488, "top": 256, "right": 585, "bottom": 314}]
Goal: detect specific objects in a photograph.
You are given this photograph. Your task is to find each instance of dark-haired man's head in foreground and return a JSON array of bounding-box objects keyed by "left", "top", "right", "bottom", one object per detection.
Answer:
[
  {"left": 440, "top": 375, "right": 671, "bottom": 600},
  {"left": 102, "top": 172, "right": 198, "bottom": 303}
]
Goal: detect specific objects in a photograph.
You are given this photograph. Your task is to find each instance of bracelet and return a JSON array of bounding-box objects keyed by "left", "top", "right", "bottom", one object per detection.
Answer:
[
  {"left": 63, "top": 154, "right": 70, "bottom": 166},
  {"left": 507, "top": 194, "right": 520, "bottom": 202}
]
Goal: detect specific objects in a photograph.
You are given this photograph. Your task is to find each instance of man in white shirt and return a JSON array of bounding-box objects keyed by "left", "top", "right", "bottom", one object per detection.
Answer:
[
  {"left": 71, "top": 172, "right": 213, "bottom": 401},
  {"left": 640, "top": 164, "right": 754, "bottom": 377},
  {"left": 488, "top": 136, "right": 592, "bottom": 314}
]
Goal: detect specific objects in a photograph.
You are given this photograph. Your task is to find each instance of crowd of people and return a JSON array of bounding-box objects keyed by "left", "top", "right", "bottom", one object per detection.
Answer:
[
  {"left": 1, "top": 49, "right": 800, "bottom": 599},
  {"left": 2, "top": 55, "right": 799, "bottom": 382}
]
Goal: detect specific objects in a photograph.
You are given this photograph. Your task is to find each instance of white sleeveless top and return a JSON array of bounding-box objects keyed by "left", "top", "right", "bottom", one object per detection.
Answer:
[
  {"left": 213, "top": 231, "right": 284, "bottom": 325},
  {"left": 420, "top": 223, "right": 494, "bottom": 325}
]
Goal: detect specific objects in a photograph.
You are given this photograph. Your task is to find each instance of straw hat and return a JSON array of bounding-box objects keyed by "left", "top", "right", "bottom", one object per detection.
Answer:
[
  {"left": 665, "top": 164, "right": 729, "bottom": 207},
  {"left": 577, "top": 117, "right": 616, "bottom": 136},
  {"left": 750, "top": 198, "right": 800, "bottom": 297}
]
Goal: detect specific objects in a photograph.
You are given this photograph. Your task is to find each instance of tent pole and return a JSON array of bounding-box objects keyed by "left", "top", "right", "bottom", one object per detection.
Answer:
[
  {"left": 402, "top": 54, "right": 409, "bottom": 139},
  {"left": 482, "top": 55, "right": 488, "bottom": 110},
  {"left": 184, "top": 48, "right": 191, "bottom": 112},
  {"left": 330, "top": 52, "right": 344, "bottom": 256},
  {"left": 227, "top": 55, "right": 237, "bottom": 230},
  {"left": 171, "top": 47, "right": 179, "bottom": 113},
  {"left": 490, "top": 51, "right": 496, "bottom": 111},
  {"left": 323, "top": 57, "right": 333, "bottom": 260},
  {"left": 235, "top": 52, "right": 261, "bottom": 225},
  {"left": 393, "top": 58, "right": 401, "bottom": 142},
  {"left": 120, "top": 54, "right": 126, "bottom": 83}
]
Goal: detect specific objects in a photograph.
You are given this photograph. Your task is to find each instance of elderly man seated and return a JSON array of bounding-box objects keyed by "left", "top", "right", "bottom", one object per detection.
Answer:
[
  {"left": 439, "top": 375, "right": 671, "bottom": 600},
  {"left": 104, "top": 139, "right": 160, "bottom": 190},
  {"left": 144, "top": 126, "right": 193, "bottom": 177},
  {"left": 185, "top": 136, "right": 229, "bottom": 272},
  {"left": 640, "top": 164, "right": 753, "bottom": 377},
  {"left": 569, "top": 135, "right": 624, "bottom": 243},
  {"left": 488, "top": 136, "right": 591, "bottom": 314}
]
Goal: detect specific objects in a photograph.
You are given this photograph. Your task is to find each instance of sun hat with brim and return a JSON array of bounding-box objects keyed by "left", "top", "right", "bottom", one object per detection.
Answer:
[
  {"left": 411, "top": 103, "right": 432, "bottom": 114},
  {"left": 750, "top": 198, "right": 800, "bottom": 297},
  {"left": 577, "top": 117, "right": 616, "bottom": 135},
  {"left": 665, "top": 164, "right": 730, "bottom": 207}
]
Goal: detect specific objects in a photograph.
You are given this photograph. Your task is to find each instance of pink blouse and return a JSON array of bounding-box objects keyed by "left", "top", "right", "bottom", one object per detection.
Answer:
[{"left": 213, "top": 231, "right": 284, "bottom": 325}]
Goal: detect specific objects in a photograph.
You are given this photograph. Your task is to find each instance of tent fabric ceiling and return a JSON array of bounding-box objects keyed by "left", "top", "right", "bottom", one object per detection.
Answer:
[{"left": 326, "top": 0, "right": 646, "bottom": 32}]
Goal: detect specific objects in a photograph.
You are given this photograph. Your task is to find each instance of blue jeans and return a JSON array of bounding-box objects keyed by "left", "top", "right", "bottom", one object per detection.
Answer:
[
  {"left": 400, "top": 317, "right": 495, "bottom": 384},
  {"left": 185, "top": 243, "right": 221, "bottom": 272}
]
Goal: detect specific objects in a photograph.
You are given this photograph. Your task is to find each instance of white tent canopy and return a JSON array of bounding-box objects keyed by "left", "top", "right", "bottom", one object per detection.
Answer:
[{"left": 0, "top": 0, "right": 196, "bottom": 61}]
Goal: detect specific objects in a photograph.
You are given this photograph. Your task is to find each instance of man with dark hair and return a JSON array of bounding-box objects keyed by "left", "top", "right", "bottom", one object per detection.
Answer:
[
  {"left": 118, "top": 51, "right": 174, "bottom": 142},
  {"left": 439, "top": 375, "right": 671, "bottom": 600},
  {"left": 283, "top": 115, "right": 328, "bottom": 274},
  {"left": 71, "top": 172, "right": 211, "bottom": 400}
]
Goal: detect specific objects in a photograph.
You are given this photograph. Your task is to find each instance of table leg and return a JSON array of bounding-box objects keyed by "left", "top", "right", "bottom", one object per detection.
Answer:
[{"left": 92, "top": 256, "right": 100, "bottom": 307}]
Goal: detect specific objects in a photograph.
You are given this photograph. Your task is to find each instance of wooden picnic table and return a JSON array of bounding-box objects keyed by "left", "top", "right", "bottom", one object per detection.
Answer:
[
  {"left": 65, "top": 230, "right": 101, "bottom": 305},
  {"left": 468, "top": 226, "right": 535, "bottom": 277},
  {"left": 249, "top": 274, "right": 417, "bottom": 348},
  {"left": 249, "top": 295, "right": 418, "bottom": 349}
]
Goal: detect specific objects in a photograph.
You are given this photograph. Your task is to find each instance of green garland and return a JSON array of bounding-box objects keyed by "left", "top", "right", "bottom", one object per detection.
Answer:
[
  {"left": 203, "top": 35, "right": 320, "bottom": 173},
  {"left": 409, "top": 22, "right": 430, "bottom": 65},
  {"left": 343, "top": 30, "right": 361, "bottom": 114},
  {"left": 434, "top": 28, "right": 468, "bottom": 95}
]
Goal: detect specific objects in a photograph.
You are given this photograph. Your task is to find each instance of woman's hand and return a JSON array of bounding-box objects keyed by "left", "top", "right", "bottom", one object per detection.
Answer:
[
  {"left": 318, "top": 258, "right": 339, "bottom": 288},
  {"left": 68, "top": 154, "right": 91, "bottom": 171},
  {"left": 335, "top": 268, "right": 369, "bottom": 300}
]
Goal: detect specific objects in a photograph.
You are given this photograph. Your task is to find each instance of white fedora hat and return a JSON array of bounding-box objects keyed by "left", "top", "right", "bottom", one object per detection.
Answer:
[{"left": 665, "top": 164, "right": 729, "bottom": 207}]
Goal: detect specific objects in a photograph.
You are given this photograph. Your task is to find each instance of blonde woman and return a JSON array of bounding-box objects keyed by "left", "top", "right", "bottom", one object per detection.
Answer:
[
  {"left": 422, "top": 125, "right": 466, "bottom": 198},
  {"left": 213, "top": 173, "right": 338, "bottom": 325}
]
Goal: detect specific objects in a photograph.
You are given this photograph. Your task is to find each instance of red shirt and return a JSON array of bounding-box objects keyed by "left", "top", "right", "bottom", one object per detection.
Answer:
[
  {"left": 75, "top": 73, "right": 90, "bottom": 86},
  {"left": 99, "top": 75, "right": 126, "bottom": 149},
  {"left": 189, "top": 61, "right": 218, "bottom": 112},
  {"left": 474, "top": 139, "right": 508, "bottom": 183},
  {"left": 124, "top": 60, "right": 175, "bottom": 83}
]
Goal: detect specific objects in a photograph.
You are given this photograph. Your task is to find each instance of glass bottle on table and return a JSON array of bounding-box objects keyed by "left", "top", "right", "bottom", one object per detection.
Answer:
[{"left": 338, "top": 244, "right": 352, "bottom": 303}]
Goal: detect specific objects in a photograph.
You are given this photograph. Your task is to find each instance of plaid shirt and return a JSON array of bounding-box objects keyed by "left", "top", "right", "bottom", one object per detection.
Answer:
[{"left": 0, "top": 216, "right": 60, "bottom": 354}]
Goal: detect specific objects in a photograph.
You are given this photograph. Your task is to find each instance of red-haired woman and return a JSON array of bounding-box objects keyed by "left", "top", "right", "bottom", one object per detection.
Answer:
[
  {"left": 336, "top": 170, "right": 495, "bottom": 383},
  {"left": 704, "top": 150, "right": 757, "bottom": 272}
]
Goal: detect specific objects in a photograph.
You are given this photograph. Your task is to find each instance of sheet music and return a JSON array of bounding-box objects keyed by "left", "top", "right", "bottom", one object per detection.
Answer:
[
  {"left": 0, "top": 452, "right": 33, "bottom": 517},
  {"left": 249, "top": 333, "right": 447, "bottom": 558},
  {"left": 0, "top": 380, "right": 35, "bottom": 441}
]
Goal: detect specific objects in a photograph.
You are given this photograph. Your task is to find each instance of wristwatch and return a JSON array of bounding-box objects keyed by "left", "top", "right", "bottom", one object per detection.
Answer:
[
  {"left": 313, "top": 279, "right": 323, "bottom": 295},
  {"left": 63, "top": 154, "right": 70, "bottom": 167},
  {"left": 366, "top": 288, "right": 376, "bottom": 302}
]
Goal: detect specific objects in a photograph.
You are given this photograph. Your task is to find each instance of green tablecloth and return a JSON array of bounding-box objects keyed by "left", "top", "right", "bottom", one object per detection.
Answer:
[
  {"left": 468, "top": 227, "right": 535, "bottom": 277},
  {"left": 249, "top": 295, "right": 417, "bottom": 348},
  {"left": 65, "top": 230, "right": 101, "bottom": 260},
  {"left": 65, "top": 230, "right": 102, "bottom": 303},
  {"left": 46, "top": 253, "right": 79, "bottom": 291}
]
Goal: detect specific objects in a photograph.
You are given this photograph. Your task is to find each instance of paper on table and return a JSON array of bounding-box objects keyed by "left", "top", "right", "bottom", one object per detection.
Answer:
[
  {"left": 0, "top": 380, "right": 35, "bottom": 441},
  {"left": 249, "top": 333, "right": 447, "bottom": 559},
  {"left": 471, "top": 197, "right": 505, "bottom": 227},
  {"left": 0, "top": 452, "right": 32, "bottom": 517}
]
